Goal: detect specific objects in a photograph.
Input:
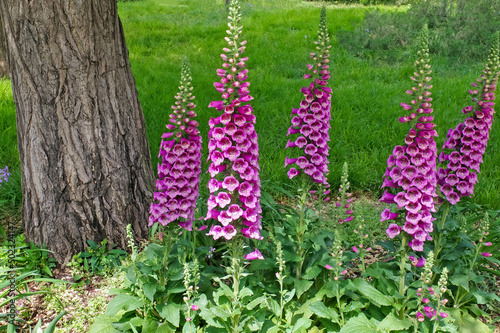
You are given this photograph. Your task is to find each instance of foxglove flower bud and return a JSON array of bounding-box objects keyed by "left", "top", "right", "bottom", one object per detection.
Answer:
[
  {"left": 438, "top": 33, "right": 500, "bottom": 204},
  {"left": 149, "top": 58, "right": 201, "bottom": 230},
  {"left": 380, "top": 26, "right": 437, "bottom": 252},
  {"left": 206, "top": 0, "right": 262, "bottom": 241},
  {"left": 284, "top": 7, "right": 332, "bottom": 196}
]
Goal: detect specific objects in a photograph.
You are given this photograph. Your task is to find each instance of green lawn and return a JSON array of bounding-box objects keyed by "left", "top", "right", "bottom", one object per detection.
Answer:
[{"left": 1, "top": 0, "right": 499, "bottom": 212}]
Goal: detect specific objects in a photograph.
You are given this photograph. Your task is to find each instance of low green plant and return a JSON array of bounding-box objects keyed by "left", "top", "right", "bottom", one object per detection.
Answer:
[
  {"left": 0, "top": 233, "right": 56, "bottom": 278},
  {"left": 67, "top": 239, "right": 127, "bottom": 281}
]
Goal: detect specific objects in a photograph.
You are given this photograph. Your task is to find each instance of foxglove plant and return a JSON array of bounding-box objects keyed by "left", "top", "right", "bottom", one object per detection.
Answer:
[
  {"left": 205, "top": 0, "right": 262, "bottom": 242},
  {"left": 283, "top": 6, "right": 331, "bottom": 280},
  {"left": 437, "top": 33, "right": 500, "bottom": 205},
  {"left": 284, "top": 6, "right": 332, "bottom": 195},
  {"left": 335, "top": 162, "right": 353, "bottom": 224},
  {"left": 149, "top": 58, "right": 202, "bottom": 230},
  {"left": 380, "top": 25, "right": 437, "bottom": 253}
]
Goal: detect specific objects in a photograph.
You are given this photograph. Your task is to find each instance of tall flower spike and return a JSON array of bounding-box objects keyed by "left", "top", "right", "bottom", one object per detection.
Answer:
[
  {"left": 206, "top": 0, "right": 262, "bottom": 241},
  {"left": 149, "top": 57, "right": 202, "bottom": 230},
  {"left": 284, "top": 6, "right": 332, "bottom": 195},
  {"left": 437, "top": 32, "right": 500, "bottom": 205},
  {"left": 380, "top": 25, "right": 437, "bottom": 252}
]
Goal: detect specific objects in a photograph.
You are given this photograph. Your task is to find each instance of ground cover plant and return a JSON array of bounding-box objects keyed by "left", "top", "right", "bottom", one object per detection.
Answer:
[{"left": 0, "top": 0, "right": 500, "bottom": 332}]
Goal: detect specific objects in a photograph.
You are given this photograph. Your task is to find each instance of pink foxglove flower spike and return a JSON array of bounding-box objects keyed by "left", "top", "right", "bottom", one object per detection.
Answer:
[
  {"left": 206, "top": 0, "right": 262, "bottom": 241},
  {"left": 380, "top": 25, "right": 437, "bottom": 252},
  {"left": 149, "top": 58, "right": 201, "bottom": 230},
  {"left": 438, "top": 33, "right": 500, "bottom": 204},
  {"left": 284, "top": 6, "right": 332, "bottom": 196}
]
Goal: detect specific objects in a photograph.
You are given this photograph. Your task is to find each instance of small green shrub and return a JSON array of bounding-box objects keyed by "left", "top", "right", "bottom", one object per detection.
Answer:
[{"left": 337, "top": 0, "right": 500, "bottom": 63}]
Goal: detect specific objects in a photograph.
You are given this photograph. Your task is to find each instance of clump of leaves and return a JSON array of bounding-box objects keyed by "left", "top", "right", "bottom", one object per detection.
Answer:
[{"left": 337, "top": 0, "right": 500, "bottom": 64}]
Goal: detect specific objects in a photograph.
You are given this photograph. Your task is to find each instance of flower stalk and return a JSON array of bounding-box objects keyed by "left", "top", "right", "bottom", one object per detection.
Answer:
[
  {"left": 206, "top": 0, "right": 262, "bottom": 242},
  {"left": 438, "top": 32, "right": 500, "bottom": 205},
  {"left": 380, "top": 25, "right": 437, "bottom": 253},
  {"left": 149, "top": 57, "right": 201, "bottom": 230}
]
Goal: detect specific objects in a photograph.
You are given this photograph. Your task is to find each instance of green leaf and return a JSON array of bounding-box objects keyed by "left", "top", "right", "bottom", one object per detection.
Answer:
[
  {"left": 246, "top": 295, "right": 268, "bottom": 310},
  {"left": 294, "top": 279, "right": 314, "bottom": 298},
  {"left": 449, "top": 274, "right": 469, "bottom": 291},
  {"left": 316, "top": 280, "right": 339, "bottom": 299},
  {"left": 269, "top": 299, "right": 281, "bottom": 317},
  {"left": 291, "top": 317, "right": 312, "bottom": 333},
  {"left": 309, "top": 301, "right": 339, "bottom": 322},
  {"left": 302, "top": 265, "right": 322, "bottom": 280},
  {"left": 142, "top": 319, "right": 160, "bottom": 333},
  {"left": 377, "top": 313, "right": 412, "bottom": 331},
  {"left": 157, "top": 322, "right": 176, "bottom": 333},
  {"left": 239, "top": 287, "right": 254, "bottom": 299},
  {"left": 88, "top": 314, "right": 120, "bottom": 333},
  {"left": 143, "top": 283, "right": 157, "bottom": 302},
  {"left": 284, "top": 289, "right": 295, "bottom": 304},
  {"left": 105, "top": 294, "right": 142, "bottom": 316},
  {"left": 339, "top": 313, "right": 378, "bottom": 333},
  {"left": 344, "top": 300, "right": 366, "bottom": 313},
  {"left": 182, "top": 322, "right": 197, "bottom": 333},
  {"left": 44, "top": 311, "right": 66, "bottom": 333},
  {"left": 157, "top": 303, "right": 181, "bottom": 327},
  {"left": 471, "top": 290, "right": 500, "bottom": 304},
  {"left": 351, "top": 279, "right": 393, "bottom": 307},
  {"left": 283, "top": 250, "right": 302, "bottom": 262}
]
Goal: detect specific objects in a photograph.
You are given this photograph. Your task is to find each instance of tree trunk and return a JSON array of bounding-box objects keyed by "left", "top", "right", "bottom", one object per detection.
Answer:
[
  {"left": 0, "top": 14, "right": 7, "bottom": 77},
  {"left": 0, "top": 0, "right": 155, "bottom": 264}
]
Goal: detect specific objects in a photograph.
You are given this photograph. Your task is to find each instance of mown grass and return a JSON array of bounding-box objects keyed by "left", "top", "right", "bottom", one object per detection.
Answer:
[{"left": 0, "top": 0, "right": 499, "bottom": 213}]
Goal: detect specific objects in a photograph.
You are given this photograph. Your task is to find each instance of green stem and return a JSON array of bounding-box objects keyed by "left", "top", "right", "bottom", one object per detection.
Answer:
[
  {"left": 434, "top": 202, "right": 450, "bottom": 260},
  {"left": 229, "top": 236, "right": 243, "bottom": 333},
  {"left": 296, "top": 175, "right": 309, "bottom": 280},
  {"left": 336, "top": 283, "right": 345, "bottom": 326},
  {"left": 398, "top": 234, "right": 407, "bottom": 319}
]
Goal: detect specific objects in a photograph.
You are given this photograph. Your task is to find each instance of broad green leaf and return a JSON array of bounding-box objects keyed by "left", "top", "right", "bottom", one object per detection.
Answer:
[
  {"left": 344, "top": 300, "right": 367, "bottom": 313},
  {"left": 472, "top": 290, "right": 500, "bottom": 304},
  {"left": 143, "top": 283, "right": 157, "bottom": 302},
  {"left": 211, "top": 305, "right": 231, "bottom": 319},
  {"left": 316, "top": 280, "right": 339, "bottom": 299},
  {"left": 241, "top": 315, "right": 263, "bottom": 331},
  {"left": 377, "top": 313, "right": 412, "bottom": 331},
  {"left": 182, "top": 322, "right": 197, "bottom": 333},
  {"left": 157, "top": 303, "right": 181, "bottom": 327},
  {"left": 351, "top": 279, "right": 393, "bottom": 307},
  {"left": 291, "top": 317, "right": 312, "bottom": 333},
  {"left": 105, "top": 294, "right": 142, "bottom": 316},
  {"left": 199, "top": 307, "right": 225, "bottom": 328},
  {"left": 294, "top": 279, "right": 314, "bottom": 298},
  {"left": 339, "top": 313, "right": 378, "bottom": 333},
  {"left": 142, "top": 319, "right": 159, "bottom": 333},
  {"left": 247, "top": 295, "right": 268, "bottom": 310},
  {"left": 284, "top": 289, "right": 295, "bottom": 304},
  {"left": 309, "top": 301, "right": 339, "bottom": 322},
  {"left": 88, "top": 314, "right": 120, "bottom": 333},
  {"left": 267, "top": 326, "right": 281, "bottom": 333},
  {"left": 302, "top": 265, "right": 322, "bottom": 280},
  {"left": 157, "top": 322, "right": 176, "bottom": 333},
  {"left": 283, "top": 250, "right": 302, "bottom": 262},
  {"left": 239, "top": 287, "right": 254, "bottom": 299},
  {"left": 269, "top": 299, "right": 281, "bottom": 317},
  {"left": 449, "top": 274, "right": 469, "bottom": 291}
]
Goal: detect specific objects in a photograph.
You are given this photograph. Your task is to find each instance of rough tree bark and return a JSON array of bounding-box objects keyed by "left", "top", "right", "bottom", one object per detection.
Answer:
[
  {"left": 0, "top": 14, "right": 7, "bottom": 77},
  {"left": 0, "top": 0, "right": 155, "bottom": 264}
]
